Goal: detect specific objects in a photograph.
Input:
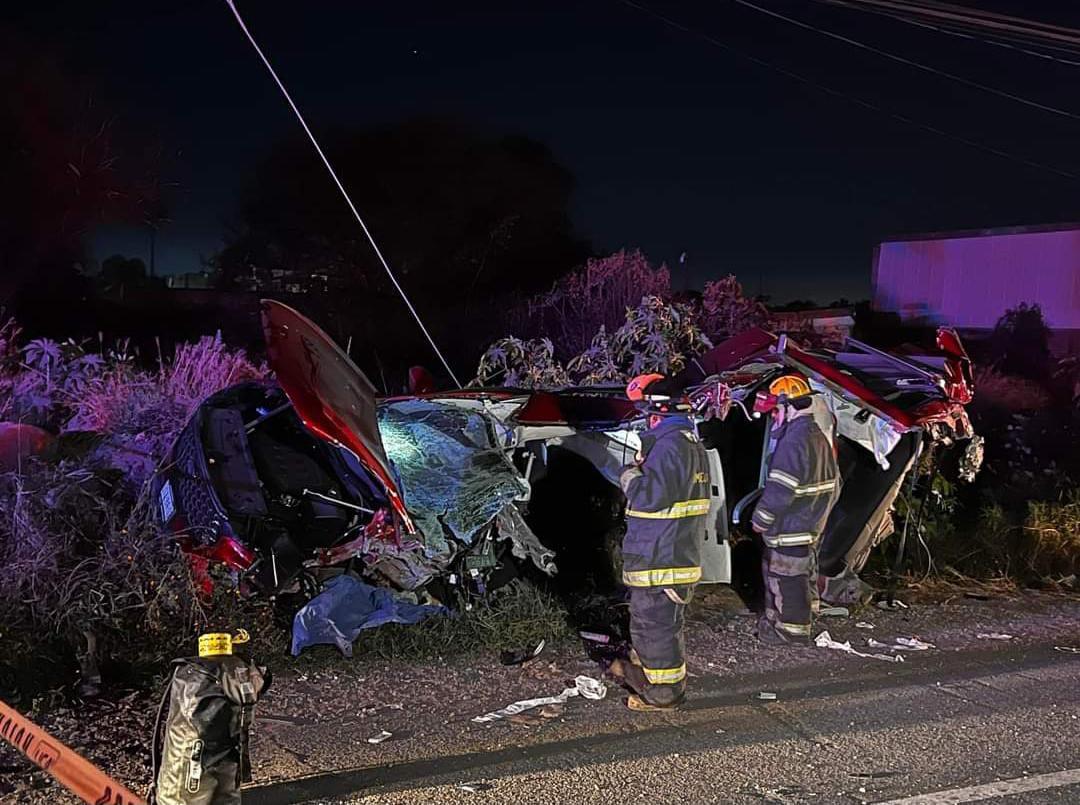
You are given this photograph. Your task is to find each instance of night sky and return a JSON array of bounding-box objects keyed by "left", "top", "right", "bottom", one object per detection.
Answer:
[{"left": 7, "top": 1, "right": 1080, "bottom": 303}]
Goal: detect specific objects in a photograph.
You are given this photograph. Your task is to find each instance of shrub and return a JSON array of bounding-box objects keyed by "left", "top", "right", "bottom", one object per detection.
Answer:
[
  {"left": 523, "top": 249, "right": 670, "bottom": 356},
  {"left": 1022, "top": 490, "right": 1080, "bottom": 579},
  {"left": 475, "top": 295, "right": 713, "bottom": 388},
  {"left": 474, "top": 336, "right": 571, "bottom": 388},
  {"left": 700, "top": 275, "right": 771, "bottom": 341},
  {"left": 990, "top": 302, "right": 1051, "bottom": 380},
  {"left": 0, "top": 325, "right": 268, "bottom": 698},
  {"left": 567, "top": 295, "right": 711, "bottom": 383}
]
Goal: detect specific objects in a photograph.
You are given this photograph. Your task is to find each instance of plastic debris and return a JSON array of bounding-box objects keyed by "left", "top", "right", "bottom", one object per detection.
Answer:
[
  {"left": 868, "top": 636, "right": 935, "bottom": 651},
  {"left": 579, "top": 631, "right": 612, "bottom": 644},
  {"left": 855, "top": 622, "right": 875, "bottom": 630},
  {"left": 472, "top": 676, "right": 606, "bottom": 723},
  {"left": 819, "top": 606, "right": 850, "bottom": 618},
  {"left": 367, "top": 730, "right": 393, "bottom": 744},
  {"left": 500, "top": 640, "right": 546, "bottom": 666},
  {"left": 757, "top": 692, "right": 777, "bottom": 701},
  {"left": 976, "top": 632, "right": 1014, "bottom": 641},
  {"left": 458, "top": 783, "right": 495, "bottom": 793},
  {"left": 1054, "top": 646, "right": 1080, "bottom": 654},
  {"left": 876, "top": 599, "right": 909, "bottom": 611},
  {"left": 815, "top": 630, "right": 904, "bottom": 663}
]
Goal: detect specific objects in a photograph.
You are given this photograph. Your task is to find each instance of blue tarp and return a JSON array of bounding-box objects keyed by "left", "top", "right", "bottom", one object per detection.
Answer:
[{"left": 291, "top": 574, "right": 448, "bottom": 657}]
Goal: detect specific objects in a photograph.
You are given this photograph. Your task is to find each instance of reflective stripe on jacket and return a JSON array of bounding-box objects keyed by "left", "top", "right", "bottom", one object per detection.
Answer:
[
  {"left": 621, "top": 416, "right": 710, "bottom": 587},
  {"left": 752, "top": 412, "right": 840, "bottom": 547}
]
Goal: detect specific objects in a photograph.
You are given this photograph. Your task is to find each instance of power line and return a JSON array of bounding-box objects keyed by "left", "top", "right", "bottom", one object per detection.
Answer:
[
  {"left": 223, "top": 0, "right": 463, "bottom": 388},
  {"left": 616, "top": 0, "right": 1078, "bottom": 181},
  {"left": 831, "top": 0, "right": 1080, "bottom": 49},
  {"left": 817, "top": 0, "right": 1080, "bottom": 67},
  {"left": 730, "top": 0, "right": 1080, "bottom": 120}
]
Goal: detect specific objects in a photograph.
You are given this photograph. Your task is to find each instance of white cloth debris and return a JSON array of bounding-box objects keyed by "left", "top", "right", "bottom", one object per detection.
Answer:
[
  {"left": 819, "top": 606, "right": 850, "bottom": 618},
  {"left": 868, "top": 636, "right": 935, "bottom": 651},
  {"left": 876, "top": 599, "right": 909, "bottom": 611},
  {"left": 472, "top": 675, "right": 606, "bottom": 724},
  {"left": 367, "top": 730, "right": 392, "bottom": 744},
  {"left": 976, "top": 632, "right": 1014, "bottom": 641},
  {"left": 815, "top": 630, "right": 904, "bottom": 663},
  {"left": 855, "top": 622, "right": 875, "bottom": 630}
]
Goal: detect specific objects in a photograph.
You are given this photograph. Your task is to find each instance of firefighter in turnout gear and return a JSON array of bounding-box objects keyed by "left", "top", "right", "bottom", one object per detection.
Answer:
[
  {"left": 612, "top": 373, "right": 710, "bottom": 711},
  {"left": 751, "top": 373, "right": 841, "bottom": 645}
]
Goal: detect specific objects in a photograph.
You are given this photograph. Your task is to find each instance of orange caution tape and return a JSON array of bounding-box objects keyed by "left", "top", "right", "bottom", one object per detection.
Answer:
[{"left": 0, "top": 698, "right": 146, "bottom": 805}]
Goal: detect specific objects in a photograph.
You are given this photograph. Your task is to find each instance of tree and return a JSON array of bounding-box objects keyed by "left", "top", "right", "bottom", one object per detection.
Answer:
[
  {"left": 100, "top": 255, "right": 148, "bottom": 288},
  {"left": 991, "top": 303, "right": 1051, "bottom": 380},
  {"left": 213, "top": 119, "right": 588, "bottom": 377}
]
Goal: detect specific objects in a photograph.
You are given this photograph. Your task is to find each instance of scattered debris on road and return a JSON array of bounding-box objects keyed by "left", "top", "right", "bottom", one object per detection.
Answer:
[
  {"left": 815, "top": 630, "right": 904, "bottom": 663},
  {"left": 1055, "top": 646, "right": 1080, "bottom": 654},
  {"left": 457, "top": 782, "right": 495, "bottom": 793},
  {"left": 876, "top": 599, "right": 910, "bottom": 611},
  {"left": 472, "top": 675, "right": 606, "bottom": 723},
  {"left": 976, "top": 632, "right": 1014, "bottom": 641},
  {"left": 367, "top": 730, "right": 393, "bottom": 744},
  {"left": 756, "top": 692, "right": 777, "bottom": 701},
  {"left": 855, "top": 621, "right": 875, "bottom": 630},
  {"left": 819, "top": 606, "right": 850, "bottom": 618},
  {"left": 868, "top": 636, "right": 935, "bottom": 652}
]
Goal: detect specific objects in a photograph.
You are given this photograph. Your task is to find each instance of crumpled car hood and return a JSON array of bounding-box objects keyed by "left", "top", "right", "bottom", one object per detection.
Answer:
[{"left": 260, "top": 300, "right": 414, "bottom": 532}]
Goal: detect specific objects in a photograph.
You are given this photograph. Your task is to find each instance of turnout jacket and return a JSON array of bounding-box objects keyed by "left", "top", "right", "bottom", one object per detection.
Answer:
[
  {"left": 752, "top": 411, "right": 840, "bottom": 547},
  {"left": 619, "top": 416, "right": 710, "bottom": 587}
]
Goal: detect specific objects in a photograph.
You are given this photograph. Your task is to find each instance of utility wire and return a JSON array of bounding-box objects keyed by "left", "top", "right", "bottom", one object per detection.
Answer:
[
  {"left": 818, "top": 0, "right": 1080, "bottom": 67},
  {"left": 617, "top": 0, "right": 1078, "bottom": 180},
  {"left": 730, "top": 0, "right": 1080, "bottom": 120},
  {"left": 223, "top": 0, "right": 463, "bottom": 388},
  {"left": 830, "top": 0, "right": 1080, "bottom": 48}
]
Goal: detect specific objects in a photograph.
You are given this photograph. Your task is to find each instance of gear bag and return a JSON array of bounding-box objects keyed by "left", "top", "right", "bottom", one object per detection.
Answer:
[{"left": 152, "top": 655, "right": 269, "bottom": 805}]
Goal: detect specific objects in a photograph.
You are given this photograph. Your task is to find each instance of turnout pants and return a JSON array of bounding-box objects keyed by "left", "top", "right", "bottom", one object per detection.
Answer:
[
  {"left": 624, "top": 585, "right": 693, "bottom": 706},
  {"left": 761, "top": 544, "right": 819, "bottom": 642}
]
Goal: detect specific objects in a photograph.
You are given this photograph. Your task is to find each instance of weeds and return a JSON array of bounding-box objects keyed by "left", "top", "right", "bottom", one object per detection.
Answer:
[
  {"left": 1023, "top": 491, "right": 1080, "bottom": 579},
  {"left": 254, "top": 581, "right": 574, "bottom": 671}
]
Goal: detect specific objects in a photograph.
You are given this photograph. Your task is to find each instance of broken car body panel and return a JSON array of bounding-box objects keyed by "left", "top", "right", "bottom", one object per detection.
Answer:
[{"left": 260, "top": 300, "right": 414, "bottom": 533}]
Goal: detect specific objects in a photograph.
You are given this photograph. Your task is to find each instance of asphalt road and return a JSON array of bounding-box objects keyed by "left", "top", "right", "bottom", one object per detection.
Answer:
[{"left": 246, "top": 642, "right": 1080, "bottom": 805}]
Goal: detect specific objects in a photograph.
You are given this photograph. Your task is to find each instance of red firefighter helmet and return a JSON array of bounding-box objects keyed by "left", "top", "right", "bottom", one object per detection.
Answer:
[{"left": 626, "top": 373, "right": 691, "bottom": 415}]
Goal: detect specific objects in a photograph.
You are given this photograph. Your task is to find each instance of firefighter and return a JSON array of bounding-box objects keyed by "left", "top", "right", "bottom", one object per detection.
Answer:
[
  {"left": 611, "top": 373, "right": 710, "bottom": 711},
  {"left": 751, "top": 373, "right": 841, "bottom": 645}
]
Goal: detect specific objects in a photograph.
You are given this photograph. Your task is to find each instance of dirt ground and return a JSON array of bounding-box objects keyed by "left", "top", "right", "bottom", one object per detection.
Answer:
[{"left": 3, "top": 584, "right": 1080, "bottom": 804}]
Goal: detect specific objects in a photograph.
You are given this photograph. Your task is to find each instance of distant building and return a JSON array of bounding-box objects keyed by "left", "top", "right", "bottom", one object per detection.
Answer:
[
  {"left": 166, "top": 271, "right": 215, "bottom": 290},
  {"left": 771, "top": 306, "right": 856, "bottom": 347},
  {"left": 872, "top": 223, "right": 1080, "bottom": 351},
  {"left": 230, "top": 264, "right": 335, "bottom": 295}
]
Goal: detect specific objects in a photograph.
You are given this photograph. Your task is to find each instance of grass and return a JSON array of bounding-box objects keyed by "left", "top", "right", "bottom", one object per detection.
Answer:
[
  {"left": 241, "top": 580, "right": 576, "bottom": 674},
  {"left": 1023, "top": 491, "right": 1080, "bottom": 579}
]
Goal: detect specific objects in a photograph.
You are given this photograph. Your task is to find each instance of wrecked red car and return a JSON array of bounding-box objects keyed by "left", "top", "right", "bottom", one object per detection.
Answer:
[{"left": 154, "top": 301, "right": 978, "bottom": 607}]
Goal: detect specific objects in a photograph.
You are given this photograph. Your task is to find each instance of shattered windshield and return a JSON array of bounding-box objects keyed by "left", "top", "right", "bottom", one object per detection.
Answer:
[{"left": 377, "top": 399, "right": 529, "bottom": 564}]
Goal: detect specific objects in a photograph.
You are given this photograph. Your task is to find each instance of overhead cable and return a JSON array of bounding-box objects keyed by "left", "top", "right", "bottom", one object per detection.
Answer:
[
  {"left": 825, "top": 0, "right": 1080, "bottom": 49},
  {"left": 817, "top": 0, "right": 1080, "bottom": 67},
  {"left": 617, "top": 0, "right": 1077, "bottom": 181},
  {"left": 223, "top": 0, "right": 463, "bottom": 388},
  {"left": 731, "top": 0, "right": 1080, "bottom": 120}
]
